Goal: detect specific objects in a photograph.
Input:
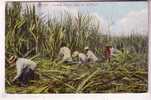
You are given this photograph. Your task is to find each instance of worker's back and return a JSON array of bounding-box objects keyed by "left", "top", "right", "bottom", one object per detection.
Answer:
[
  {"left": 78, "top": 53, "right": 87, "bottom": 63},
  {"left": 16, "top": 58, "right": 37, "bottom": 70},
  {"left": 59, "top": 46, "right": 72, "bottom": 62},
  {"left": 87, "top": 50, "right": 98, "bottom": 62}
]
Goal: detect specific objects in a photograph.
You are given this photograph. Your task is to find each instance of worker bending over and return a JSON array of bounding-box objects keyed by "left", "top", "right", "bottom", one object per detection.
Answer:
[
  {"left": 58, "top": 44, "right": 72, "bottom": 63},
  {"left": 72, "top": 51, "right": 87, "bottom": 64},
  {"left": 8, "top": 56, "right": 37, "bottom": 87},
  {"left": 84, "top": 47, "right": 98, "bottom": 62}
]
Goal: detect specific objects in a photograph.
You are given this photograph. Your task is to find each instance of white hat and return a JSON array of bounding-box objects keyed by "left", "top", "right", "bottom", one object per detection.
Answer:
[{"left": 84, "top": 46, "right": 89, "bottom": 50}]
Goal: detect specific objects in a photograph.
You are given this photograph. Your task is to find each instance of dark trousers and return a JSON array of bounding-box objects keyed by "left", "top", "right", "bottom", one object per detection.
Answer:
[{"left": 18, "top": 67, "right": 34, "bottom": 86}]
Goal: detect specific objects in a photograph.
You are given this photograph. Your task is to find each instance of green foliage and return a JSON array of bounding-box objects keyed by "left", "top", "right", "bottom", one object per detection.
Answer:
[
  {"left": 6, "top": 57, "right": 148, "bottom": 93},
  {"left": 5, "top": 3, "right": 103, "bottom": 59},
  {"left": 5, "top": 3, "right": 148, "bottom": 93}
]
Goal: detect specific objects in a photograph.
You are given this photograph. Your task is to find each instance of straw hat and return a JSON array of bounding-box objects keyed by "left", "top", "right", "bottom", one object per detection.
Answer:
[{"left": 8, "top": 55, "right": 17, "bottom": 64}]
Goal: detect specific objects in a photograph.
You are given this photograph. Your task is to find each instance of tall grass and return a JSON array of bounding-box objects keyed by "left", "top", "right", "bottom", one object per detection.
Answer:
[
  {"left": 5, "top": 2, "right": 148, "bottom": 93},
  {"left": 5, "top": 2, "right": 104, "bottom": 59}
]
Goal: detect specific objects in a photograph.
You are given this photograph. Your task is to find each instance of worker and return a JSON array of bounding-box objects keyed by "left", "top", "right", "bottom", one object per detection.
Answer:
[
  {"left": 72, "top": 51, "right": 87, "bottom": 64},
  {"left": 84, "top": 47, "right": 98, "bottom": 62},
  {"left": 8, "top": 55, "right": 37, "bottom": 87},
  {"left": 104, "top": 45, "right": 112, "bottom": 62},
  {"left": 104, "top": 45, "right": 119, "bottom": 62},
  {"left": 58, "top": 44, "right": 72, "bottom": 63}
]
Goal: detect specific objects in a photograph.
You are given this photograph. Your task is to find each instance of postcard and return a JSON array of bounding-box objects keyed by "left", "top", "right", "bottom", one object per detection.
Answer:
[
  {"left": 4, "top": 0, "right": 149, "bottom": 94},
  {"left": 0, "top": 0, "right": 150, "bottom": 100}
]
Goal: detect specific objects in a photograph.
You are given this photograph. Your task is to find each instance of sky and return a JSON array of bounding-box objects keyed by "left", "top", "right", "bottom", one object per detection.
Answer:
[{"left": 20, "top": 1, "right": 148, "bottom": 36}]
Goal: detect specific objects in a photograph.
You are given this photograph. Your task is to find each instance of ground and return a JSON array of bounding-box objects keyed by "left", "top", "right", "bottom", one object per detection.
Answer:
[{"left": 5, "top": 56, "right": 148, "bottom": 93}]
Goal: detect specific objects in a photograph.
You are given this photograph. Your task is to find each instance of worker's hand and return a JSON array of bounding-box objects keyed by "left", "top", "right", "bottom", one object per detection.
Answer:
[{"left": 12, "top": 78, "right": 17, "bottom": 84}]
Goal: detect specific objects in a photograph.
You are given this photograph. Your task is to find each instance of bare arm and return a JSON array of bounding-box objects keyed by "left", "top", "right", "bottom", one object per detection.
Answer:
[{"left": 13, "top": 63, "right": 22, "bottom": 82}]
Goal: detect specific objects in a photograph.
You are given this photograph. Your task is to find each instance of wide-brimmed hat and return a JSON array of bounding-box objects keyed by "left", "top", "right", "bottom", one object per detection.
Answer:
[{"left": 8, "top": 55, "right": 17, "bottom": 64}]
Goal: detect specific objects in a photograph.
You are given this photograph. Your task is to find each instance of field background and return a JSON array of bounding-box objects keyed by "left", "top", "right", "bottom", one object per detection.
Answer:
[{"left": 5, "top": 2, "right": 148, "bottom": 93}]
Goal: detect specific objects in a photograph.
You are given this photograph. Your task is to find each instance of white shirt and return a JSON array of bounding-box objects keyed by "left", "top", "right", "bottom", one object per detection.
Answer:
[
  {"left": 72, "top": 51, "right": 87, "bottom": 63},
  {"left": 13, "top": 58, "right": 37, "bottom": 81},
  {"left": 86, "top": 50, "right": 98, "bottom": 62},
  {"left": 58, "top": 47, "right": 72, "bottom": 62},
  {"left": 78, "top": 53, "right": 87, "bottom": 63}
]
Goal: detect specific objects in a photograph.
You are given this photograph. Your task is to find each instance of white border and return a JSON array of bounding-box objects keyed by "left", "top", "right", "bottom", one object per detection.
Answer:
[
  {"left": 0, "top": 0, "right": 151, "bottom": 100},
  {"left": 0, "top": 0, "right": 5, "bottom": 97}
]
